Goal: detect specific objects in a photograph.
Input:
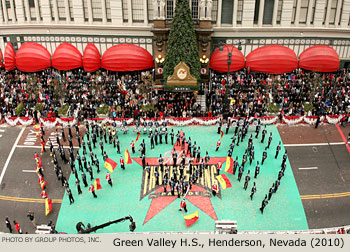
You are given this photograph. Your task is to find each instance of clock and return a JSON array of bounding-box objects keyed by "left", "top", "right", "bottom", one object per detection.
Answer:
[{"left": 177, "top": 68, "right": 187, "bottom": 80}]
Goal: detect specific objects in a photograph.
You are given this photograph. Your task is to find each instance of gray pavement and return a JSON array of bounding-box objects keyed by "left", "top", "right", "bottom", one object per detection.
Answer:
[{"left": 286, "top": 144, "right": 350, "bottom": 229}]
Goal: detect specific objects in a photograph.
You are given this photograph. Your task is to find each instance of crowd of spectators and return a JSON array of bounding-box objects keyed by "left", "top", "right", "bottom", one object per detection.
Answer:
[
  {"left": 1, "top": 67, "right": 350, "bottom": 122},
  {"left": 209, "top": 68, "right": 350, "bottom": 117}
]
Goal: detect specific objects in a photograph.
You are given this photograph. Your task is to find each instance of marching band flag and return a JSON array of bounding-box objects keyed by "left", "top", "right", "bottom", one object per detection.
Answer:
[
  {"left": 224, "top": 157, "right": 234, "bottom": 174},
  {"left": 45, "top": 198, "right": 52, "bottom": 216},
  {"left": 220, "top": 130, "right": 224, "bottom": 140},
  {"left": 94, "top": 178, "right": 102, "bottom": 190},
  {"left": 184, "top": 210, "right": 199, "bottom": 228},
  {"left": 40, "top": 181, "right": 47, "bottom": 190},
  {"left": 216, "top": 174, "right": 232, "bottom": 189},
  {"left": 124, "top": 149, "right": 132, "bottom": 164},
  {"left": 135, "top": 132, "right": 141, "bottom": 142},
  {"left": 33, "top": 125, "right": 40, "bottom": 131},
  {"left": 104, "top": 158, "right": 118, "bottom": 173}
]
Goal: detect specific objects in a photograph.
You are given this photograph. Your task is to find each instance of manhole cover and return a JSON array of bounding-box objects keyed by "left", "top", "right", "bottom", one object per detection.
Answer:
[{"left": 312, "top": 147, "right": 318, "bottom": 152}]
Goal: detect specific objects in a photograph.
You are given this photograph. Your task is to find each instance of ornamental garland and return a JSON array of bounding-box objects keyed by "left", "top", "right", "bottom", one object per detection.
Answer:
[
  {"left": 325, "top": 115, "right": 343, "bottom": 124},
  {"left": 3, "top": 115, "right": 348, "bottom": 127}
]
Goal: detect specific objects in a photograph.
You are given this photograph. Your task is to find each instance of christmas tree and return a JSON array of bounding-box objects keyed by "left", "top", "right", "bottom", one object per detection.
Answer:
[{"left": 163, "top": 0, "right": 201, "bottom": 80}]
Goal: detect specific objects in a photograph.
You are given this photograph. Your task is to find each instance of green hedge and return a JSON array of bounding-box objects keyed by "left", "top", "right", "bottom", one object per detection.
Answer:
[
  {"left": 58, "top": 104, "right": 69, "bottom": 115},
  {"left": 267, "top": 103, "right": 280, "bottom": 113},
  {"left": 15, "top": 103, "right": 25, "bottom": 116},
  {"left": 35, "top": 103, "right": 44, "bottom": 111},
  {"left": 96, "top": 103, "right": 110, "bottom": 115}
]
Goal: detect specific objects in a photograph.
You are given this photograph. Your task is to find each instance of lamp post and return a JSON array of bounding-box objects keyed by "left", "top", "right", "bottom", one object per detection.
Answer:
[
  {"left": 218, "top": 41, "right": 242, "bottom": 85},
  {"left": 218, "top": 41, "right": 242, "bottom": 116}
]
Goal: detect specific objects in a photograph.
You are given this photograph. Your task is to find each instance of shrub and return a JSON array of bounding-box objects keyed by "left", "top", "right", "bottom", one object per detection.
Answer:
[{"left": 15, "top": 103, "right": 25, "bottom": 116}]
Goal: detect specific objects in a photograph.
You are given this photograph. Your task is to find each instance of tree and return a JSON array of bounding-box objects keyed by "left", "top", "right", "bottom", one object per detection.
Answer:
[{"left": 163, "top": 0, "right": 201, "bottom": 80}]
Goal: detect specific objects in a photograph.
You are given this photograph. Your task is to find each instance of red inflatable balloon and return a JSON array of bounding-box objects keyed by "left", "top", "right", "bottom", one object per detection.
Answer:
[
  {"left": 101, "top": 44, "right": 154, "bottom": 71},
  {"left": 0, "top": 48, "right": 3, "bottom": 68},
  {"left": 299, "top": 45, "right": 339, "bottom": 72},
  {"left": 4, "top": 43, "right": 16, "bottom": 71},
  {"left": 209, "top": 45, "right": 245, "bottom": 72},
  {"left": 52, "top": 43, "right": 82, "bottom": 71},
  {"left": 16, "top": 42, "right": 51, "bottom": 72},
  {"left": 83, "top": 43, "right": 101, "bottom": 72},
  {"left": 246, "top": 45, "right": 298, "bottom": 74}
]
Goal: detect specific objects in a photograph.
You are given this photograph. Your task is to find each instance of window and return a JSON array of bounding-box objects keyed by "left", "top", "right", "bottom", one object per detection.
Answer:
[
  {"left": 37, "top": 0, "right": 43, "bottom": 21},
  {"left": 299, "top": 0, "right": 309, "bottom": 24},
  {"left": 254, "top": 0, "right": 260, "bottom": 24},
  {"left": 29, "top": 0, "right": 35, "bottom": 8},
  {"left": 132, "top": 0, "right": 144, "bottom": 22},
  {"left": 92, "top": 0, "right": 102, "bottom": 22},
  {"left": 122, "top": 0, "right": 128, "bottom": 22},
  {"left": 211, "top": 0, "right": 218, "bottom": 23},
  {"left": 236, "top": 0, "right": 243, "bottom": 24},
  {"left": 147, "top": 0, "right": 153, "bottom": 22},
  {"left": 106, "top": 0, "right": 111, "bottom": 22},
  {"left": 329, "top": 0, "right": 338, "bottom": 24},
  {"left": 83, "top": 0, "right": 88, "bottom": 21},
  {"left": 68, "top": 0, "right": 74, "bottom": 21},
  {"left": 166, "top": 0, "right": 174, "bottom": 19},
  {"left": 263, "top": 0, "right": 274, "bottom": 24},
  {"left": 291, "top": 0, "right": 297, "bottom": 24},
  {"left": 276, "top": 0, "right": 283, "bottom": 24},
  {"left": 29, "top": 0, "right": 36, "bottom": 21},
  {"left": 322, "top": 0, "right": 328, "bottom": 24},
  {"left": 57, "top": 0, "right": 66, "bottom": 21},
  {"left": 338, "top": 0, "right": 343, "bottom": 25},
  {"left": 191, "top": 0, "right": 199, "bottom": 19},
  {"left": 221, "top": 0, "right": 233, "bottom": 24},
  {"left": 310, "top": 0, "right": 317, "bottom": 24}
]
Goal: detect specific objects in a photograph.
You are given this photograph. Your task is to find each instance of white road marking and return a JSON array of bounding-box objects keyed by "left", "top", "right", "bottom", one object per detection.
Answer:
[
  {"left": 16, "top": 145, "right": 80, "bottom": 149},
  {"left": 22, "top": 170, "right": 37, "bottom": 173},
  {"left": 0, "top": 127, "right": 26, "bottom": 184},
  {"left": 298, "top": 167, "right": 318, "bottom": 170},
  {"left": 0, "top": 129, "right": 5, "bottom": 132},
  {"left": 284, "top": 142, "right": 344, "bottom": 147},
  {"left": 0, "top": 135, "right": 2, "bottom": 138}
]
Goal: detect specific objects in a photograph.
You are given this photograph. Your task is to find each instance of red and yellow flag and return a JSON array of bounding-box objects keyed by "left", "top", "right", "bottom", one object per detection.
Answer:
[
  {"left": 220, "top": 130, "right": 224, "bottom": 140},
  {"left": 45, "top": 198, "right": 52, "bottom": 216},
  {"left": 135, "top": 132, "right": 141, "bottom": 142},
  {"left": 40, "top": 181, "right": 47, "bottom": 190},
  {"left": 124, "top": 149, "right": 132, "bottom": 164},
  {"left": 184, "top": 210, "right": 199, "bottom": 228},
  {"left": 216, "top": 174, "right": 232, "bottom": 189},
  {"left": 40, "top": 144, "right": 44, "bottom": 155},
  {"left": 94, "top": 178, "right": 102, "bottom": 190},
  {"left": 224, "top": 157, "right": 233, "bottom": 174},
  {"left": 33, "top": 124, "right": 40, "bottom": 131},
  {"left": 104, "top": 158, "right": 118, "bottom": 173}
]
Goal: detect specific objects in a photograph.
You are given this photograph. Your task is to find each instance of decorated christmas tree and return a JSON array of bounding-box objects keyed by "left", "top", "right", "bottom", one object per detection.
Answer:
[{"left": 163, "top": 0, "right": 201, "bottom": 80}]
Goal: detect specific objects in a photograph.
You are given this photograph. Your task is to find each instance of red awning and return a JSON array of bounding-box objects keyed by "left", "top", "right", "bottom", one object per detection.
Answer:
[
  {"left": 299, "top": 45, "right": 339, "bottom": 72},
  {"left": 52, "top": 43, "right": 82, "bottom": 71},
  {"left": 246, "top": 45, "right": 298, "bottom": 74},
  {"left": 83, "top": 43, "right": 101, "bottom": 72},
  {"left": 16, "top": 42, "right": 51, "bottom": 72},
  {"left": 4, "top": 43, "right": 16, "bottom": 71},
  {"left": 101, "top": 44, "right": 154, "bottom": 71},
  {"left": 209, "top": 45, "right": 245, "bottom": 72}
]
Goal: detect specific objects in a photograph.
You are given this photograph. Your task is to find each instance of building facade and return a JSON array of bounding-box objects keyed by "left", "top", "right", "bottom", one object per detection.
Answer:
[{"left": 1, "top": 0, "right": 350, "bottom": 78}]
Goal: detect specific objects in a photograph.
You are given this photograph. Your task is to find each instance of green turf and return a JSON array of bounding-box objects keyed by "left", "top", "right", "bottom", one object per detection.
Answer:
[{"left": 55, "top": 125, "right": 308, "bottom": 233}]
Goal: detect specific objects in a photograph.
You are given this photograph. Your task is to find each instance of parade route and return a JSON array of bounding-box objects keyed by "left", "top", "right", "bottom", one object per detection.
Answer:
[{"left": 0, "top": 124, "right": 349, "bottom": 233}]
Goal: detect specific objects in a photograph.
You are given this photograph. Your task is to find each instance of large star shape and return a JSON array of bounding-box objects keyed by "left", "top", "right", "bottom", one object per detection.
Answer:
[{"left": 133, "top": 130, "right": 227, "bottom": 225}]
